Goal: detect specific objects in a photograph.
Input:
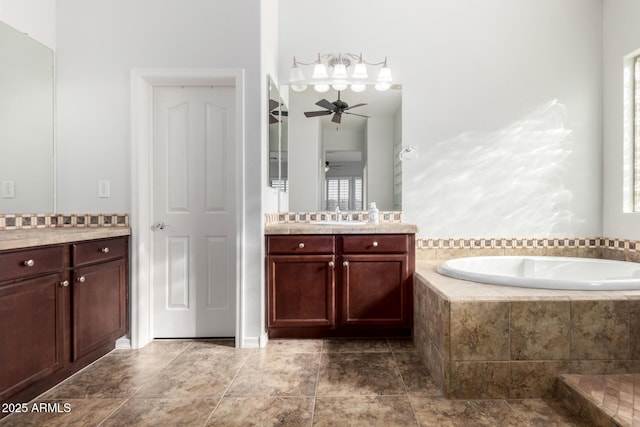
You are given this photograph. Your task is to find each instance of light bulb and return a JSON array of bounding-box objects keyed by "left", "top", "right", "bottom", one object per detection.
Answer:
[
  {"left": 289, "top": 65, "right": 304, "bottom": 82},
  {"left": 352, "top": 63, "right": 368, "bottom": 79},
  {"left": 291, "top": 84, "right": 307, "bottom": 92},
  {"left": 332, "top": 63, "right": 348, "bottom": 79},
  {"left": 350, "top": 83, "right": 366, "bottom": 92},
  {"left": 314, "top": 83, "right": 330, "bottom": 93},
  {"left": 312, "top": 63, "right": 328, "bottom": 79},
  {"left": 375, "top": 82, "right": 391, "bottom": 91},
  {"left": 377, "top": 66, "right": 392, "bottom": 82},
  {"left": 332, "top": 81, "right": 348, "bottom": 91}
]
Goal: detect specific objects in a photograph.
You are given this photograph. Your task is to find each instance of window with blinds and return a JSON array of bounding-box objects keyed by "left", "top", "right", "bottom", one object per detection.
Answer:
[
  {"left": 270, "top": 179, "right": 288, "bottom": 192},
  {"left": 325, "top": 177, "right": 363, "bottom": 211},
  {"left": 635, "top": 56, "right": 640, "bottom": 211}
]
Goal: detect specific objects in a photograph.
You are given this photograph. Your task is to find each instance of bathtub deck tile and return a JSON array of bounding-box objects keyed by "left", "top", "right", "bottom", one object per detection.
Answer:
[
  {"left": 510, "top": 300, "right": 571, "bottom": 360},
  {"left": 414, "top": 262, "right": 640, "bottom": 400}
]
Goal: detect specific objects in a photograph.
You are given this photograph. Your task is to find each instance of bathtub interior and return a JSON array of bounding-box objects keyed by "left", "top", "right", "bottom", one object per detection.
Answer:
[{"left": 437, "top": 256, "right": 640, "bottom": 290}]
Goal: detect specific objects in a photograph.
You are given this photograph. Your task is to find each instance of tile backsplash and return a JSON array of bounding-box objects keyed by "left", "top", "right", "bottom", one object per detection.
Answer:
[
  {"left": 0, "top": 213, "right": 129, "bottom": 230},
  {"left": 264, "top": 211, "right": 403, "bottom": 224}
]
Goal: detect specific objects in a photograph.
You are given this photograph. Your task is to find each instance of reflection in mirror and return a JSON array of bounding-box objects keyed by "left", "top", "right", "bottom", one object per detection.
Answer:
[
  {"left": 0, "top": 21, "right": 54, "bottom": 213},
  {"left": 284, "top": 85, "right": 401, "bottom": 212},
  {"left": 268, "top": 77, "right": 288, "bottom": 211}
]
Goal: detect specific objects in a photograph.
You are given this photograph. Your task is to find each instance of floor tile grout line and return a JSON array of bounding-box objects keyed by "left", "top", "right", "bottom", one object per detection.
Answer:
[
  {"left": 389, "top": 339, "right": 421, "bottom": 427},
  {"left": 309, "top": 339, "right": 325, "bottom": 426},
  {"left": 201, "top": 346, "right": 254, "bottom": 427},
  {"left": 88, "top": 341, "right": 202, "bottom": 425}
]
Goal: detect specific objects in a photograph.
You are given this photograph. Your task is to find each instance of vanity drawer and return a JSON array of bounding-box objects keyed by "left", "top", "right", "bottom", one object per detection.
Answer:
[
  {"left": 268, "top": 235, "right": 335, "bottom": 255},
  {"left": 342, "top": 234, "right": 409, "bottom": 254},
  {"left": 72, "top": 237, "right": 127, "bottom": 266},
  {"left": 0, "top": 246, "right": 65, "bottom": 282}
]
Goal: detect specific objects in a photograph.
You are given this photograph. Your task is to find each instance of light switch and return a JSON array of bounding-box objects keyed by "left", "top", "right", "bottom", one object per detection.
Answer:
[
  {"left": 98, "top": 180, "right": 111, "bottom": 198},
  {"left": 2, "top": 181, "right": 15, "bottom": 198}
]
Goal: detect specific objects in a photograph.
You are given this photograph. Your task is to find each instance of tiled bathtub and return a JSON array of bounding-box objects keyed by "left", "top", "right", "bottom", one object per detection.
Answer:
[{"left": 413, "top": 260, "right": 640, "bottom": 399}]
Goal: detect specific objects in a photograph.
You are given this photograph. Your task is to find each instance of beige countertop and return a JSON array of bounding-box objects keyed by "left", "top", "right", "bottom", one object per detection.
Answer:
[
  {"left": 264, "top": 222, "right": 418, "bottom": 235},
  {"left": 0, "top": 227, "right": 131, "bottom": 251}
]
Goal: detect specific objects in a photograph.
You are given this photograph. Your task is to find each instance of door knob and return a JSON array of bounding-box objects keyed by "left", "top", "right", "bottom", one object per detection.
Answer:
[
  {"left": 154, "top": 221, "right": 168, "bottom": 230},
  {"left": 77, "top": 276, "right": 86, "bottom": 283}
]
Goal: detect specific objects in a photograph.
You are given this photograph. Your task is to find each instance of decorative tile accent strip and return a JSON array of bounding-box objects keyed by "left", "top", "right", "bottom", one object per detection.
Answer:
[
  {"left": 265, "top": 211, "right": 403, "bottom": 224},
  {"left": 0, "top": 213, "right": 129, "bottom": 231},
  {"left": 415, "top": 237, "right": 607, "bottom": 250}
]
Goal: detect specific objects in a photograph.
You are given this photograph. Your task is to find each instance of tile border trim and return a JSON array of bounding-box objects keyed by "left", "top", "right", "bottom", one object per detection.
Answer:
[
  {"left": 415, "top": 237, "right": 637, "bottom": 253},
  {"left": 0, "top": 213, "right": 129, "bottom": 231},
  {"left": 265, "top": 211, "right": 403, "bottom": 224}
]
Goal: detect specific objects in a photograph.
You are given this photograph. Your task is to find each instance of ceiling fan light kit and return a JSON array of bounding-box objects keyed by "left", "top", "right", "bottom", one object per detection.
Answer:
[{"left": 289, "top": 52, "right": 393, "bottom": 93}]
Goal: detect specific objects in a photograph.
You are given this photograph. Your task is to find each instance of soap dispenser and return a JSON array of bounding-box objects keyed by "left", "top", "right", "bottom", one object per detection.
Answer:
[{"left": 368, "top": 202, "right": 379, "bottom": 224}]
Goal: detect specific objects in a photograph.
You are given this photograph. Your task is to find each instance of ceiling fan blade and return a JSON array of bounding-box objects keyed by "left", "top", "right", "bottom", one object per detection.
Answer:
[
  {"left": 304, "top": 110, "right": 333, "bottom": 117},
  {"left": 345, "top": 103, "right": 367, "bottom": 110},
  {"left": 269, "top": 99, "right": 280, "bottom": 111},
  {"left": 315, "top": 99, "right": 336, "bottom": 110},
  {"left": 269, "top": 114, "right": 279, "bottom": 124},
  {"left": 344, "top": 112, "right": 371, "bottom": 118},
  {"left": 332, "top": 112, "right": 342, "bottom": 123}
]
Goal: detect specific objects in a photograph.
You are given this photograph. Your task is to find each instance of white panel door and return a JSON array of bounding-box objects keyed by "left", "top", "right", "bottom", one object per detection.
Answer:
[{"left": 152, "top": 86, "right": 236, "bottom": 338}]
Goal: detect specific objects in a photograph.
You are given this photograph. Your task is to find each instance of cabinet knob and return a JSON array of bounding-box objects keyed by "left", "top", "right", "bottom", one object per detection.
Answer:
[
  {"left": 298, "top": 243, "right": 305, "bottom": 249},
  {"left": 101, "top": 247, "right": 110, "bottom": 253},
  {"left": 77, "top": 276, "right": 86, "bottom": 283},
  {"left": 372, "top": 241, "right": 379, "bottom": 247},
  {"left": 23, "top": 259, "right": 35, "bottom": 267},
  {"left": 60, "top": 280, "right": 70, "bottom": 287},
  {"left": 343, "top": 261, "right": 349, "bottom": 267},
  {"left": 328, "top": 261, "right": 334, "bottom": 267}
]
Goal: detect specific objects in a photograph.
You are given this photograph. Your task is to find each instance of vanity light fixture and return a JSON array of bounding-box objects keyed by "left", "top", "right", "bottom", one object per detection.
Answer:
[{"left": 289, "top": 52, "right": 393, "bottom": 93}]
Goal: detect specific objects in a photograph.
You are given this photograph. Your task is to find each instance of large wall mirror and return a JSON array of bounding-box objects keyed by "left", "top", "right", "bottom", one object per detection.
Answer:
[
  {"left": 283, "top": 85, "right": 402, "bottom": 212},
  {"left": 268, "top": 77, "right": 289, "bottom": 211},
  {"left": 0, "top": 20, "right": 54, "bottom": 214}
]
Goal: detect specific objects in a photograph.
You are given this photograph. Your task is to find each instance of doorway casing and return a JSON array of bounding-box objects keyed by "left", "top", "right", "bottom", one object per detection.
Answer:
[{"left": 130, "top": 69, "right": 245, "bottom": 349}]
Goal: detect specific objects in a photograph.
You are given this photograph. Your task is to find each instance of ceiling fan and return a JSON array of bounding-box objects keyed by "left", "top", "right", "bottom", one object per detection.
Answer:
[
  {"left": 324, "top": 161, "right": 343, "bottom": 172},
  {"left": 304, "top": 91, "right": 370, "bottom": 124},
  {"left": 269, "top": 99, "right": 288, "bottom": 124}
]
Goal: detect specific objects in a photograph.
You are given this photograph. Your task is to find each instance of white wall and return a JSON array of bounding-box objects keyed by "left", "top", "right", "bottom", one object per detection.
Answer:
[
  {"left": 279, "top": 0, "right": 603, "bottom": 238},
  {"left": 56, "top": 0, "right": 265, "bottom": 343},
  {"left": 602, "top": 0, "right": 640, "bottom": 240},
  {"left": 0, "top": 0, "right": 55, "bottom": 48}
]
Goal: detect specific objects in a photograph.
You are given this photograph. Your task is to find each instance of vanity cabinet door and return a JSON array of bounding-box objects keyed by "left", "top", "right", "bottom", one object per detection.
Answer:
[
  {"left": 267, "top": 254, "right": 336, "bottom": 329},
  {"left": 72, "top": 258, "right": 127, "bottom": 361},
  {"left": 0, "top": 272, "right": 66, "bottom": 401},
  {"left": 340, "top": 253, "right": 411, "bottom": 327}
]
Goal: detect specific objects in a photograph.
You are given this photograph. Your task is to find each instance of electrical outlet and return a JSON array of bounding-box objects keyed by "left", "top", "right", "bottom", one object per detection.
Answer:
[
  {"left": 2, "top": 181, "right": 15, "bottom": 198},
  {"left": 98, "top": 180, "right": 111, "bottom": 198}
]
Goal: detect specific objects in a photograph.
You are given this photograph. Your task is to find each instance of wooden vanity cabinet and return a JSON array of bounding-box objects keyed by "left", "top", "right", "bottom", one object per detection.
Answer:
[
  {"left": 71, "top": 238, "right": 128, "bottom": 361},
  {"left": 0, "top": 236, "right": 128, "bottom": 407},
  {"left": 267, "top": 236, "right": 336, "bottom": 335},
  {"left": 266, "top": 234, "right": 414, "bottom": 338},
  {"left": 0, "top": 245, "right": 66, "bottom": 403},
  {"left": 341, "top": 235, "right": 413, "bottom": 328}
]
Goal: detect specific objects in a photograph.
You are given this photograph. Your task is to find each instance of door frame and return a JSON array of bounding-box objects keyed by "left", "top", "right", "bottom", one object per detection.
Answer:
[{"left": 130, "top": 69, "right": 245, "bottom": 349}]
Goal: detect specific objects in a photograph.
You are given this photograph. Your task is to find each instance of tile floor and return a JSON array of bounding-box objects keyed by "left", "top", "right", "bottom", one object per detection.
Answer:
[{"left": 1, "top": 338, "right": 587, "bottom": 426}]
